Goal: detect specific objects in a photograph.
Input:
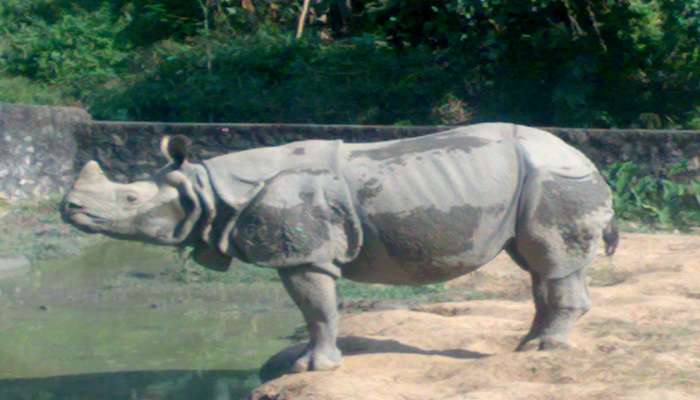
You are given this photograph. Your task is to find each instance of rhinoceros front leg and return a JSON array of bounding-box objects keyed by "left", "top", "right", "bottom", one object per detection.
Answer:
[{"left": 278, "top": 264, "right": 342, "bottom": 372}]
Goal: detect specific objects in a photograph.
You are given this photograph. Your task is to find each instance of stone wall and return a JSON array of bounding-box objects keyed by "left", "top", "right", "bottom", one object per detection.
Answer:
[
  {"left": 547, "top": 127, "right": 700, "bottom": 178},
  {"left": 1, "top": 102, "right": 698, "bottom": 202},
  {"left": 76, "top": 122, "right": 700, "bottom": 183},
  {"left": 0, "top": 103, "right": 91, "bottom": 202},
  {"left": 74, "top": 122, "right": 442, "bottom": 182}
]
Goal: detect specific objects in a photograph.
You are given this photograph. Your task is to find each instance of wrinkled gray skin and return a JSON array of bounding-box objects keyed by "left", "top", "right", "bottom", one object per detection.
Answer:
[{"left": 63, "top": 123, "right": 617, "bottom": 372}]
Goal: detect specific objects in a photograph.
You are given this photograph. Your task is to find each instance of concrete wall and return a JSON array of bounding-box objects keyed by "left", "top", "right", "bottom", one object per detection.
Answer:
[
  {"left": 0, "top": 103, "right": 91, "bottom": 202},
  {"left": 1, "top": 102, "right": 699, "bottom": 202},
  {"left": 75, "top": 122, "right": 700, "bottom": 183},
  {"left": 74, "top": 121, "right": 442, "bottom": 182}
]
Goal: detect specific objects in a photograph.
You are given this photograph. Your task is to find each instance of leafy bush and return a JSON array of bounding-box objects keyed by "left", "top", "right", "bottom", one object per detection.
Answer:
[
  {"left": 359, "top": 0, "right": 700, "bottom": 128},
  {"left": 0, "top": 1, "right": 130, "bottom": 102},
  {"left": 2, "top": 0, "right": 700, "bottom": 128},
  {"left": 604, "top": 161, "right": 700, "bottom": 229},
  {"left": 0, "top": 74, "right": 64, "bottom": 105},
  {"left": 89, "top": 31, "right": 462, "bottom": 123}
]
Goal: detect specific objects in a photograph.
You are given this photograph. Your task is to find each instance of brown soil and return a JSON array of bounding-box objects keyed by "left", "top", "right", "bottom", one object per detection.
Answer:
[{"left": 249, "top": 232, "right": 700, "bottom": 399}]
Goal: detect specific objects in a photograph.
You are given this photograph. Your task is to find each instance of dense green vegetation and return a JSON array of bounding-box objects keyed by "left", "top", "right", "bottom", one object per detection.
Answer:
[
  {"left": 2, "top": 0, "right": 700, "bottom": 127},
  {"left": 605, "top": 160, "right": 700, "bottom": 229}
]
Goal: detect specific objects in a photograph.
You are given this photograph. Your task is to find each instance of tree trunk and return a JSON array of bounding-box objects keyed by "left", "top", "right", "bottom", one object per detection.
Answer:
[{"left": 296, "top": 0, "right": 312, "bottom": 39}]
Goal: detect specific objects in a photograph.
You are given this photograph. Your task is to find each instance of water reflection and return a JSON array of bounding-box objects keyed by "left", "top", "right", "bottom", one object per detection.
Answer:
[
  {"left": 0, "top": 241, "right": 301, "bottom": 399},
  {"left": 0, "top": 369, "right": 259, "bottom": 400}
]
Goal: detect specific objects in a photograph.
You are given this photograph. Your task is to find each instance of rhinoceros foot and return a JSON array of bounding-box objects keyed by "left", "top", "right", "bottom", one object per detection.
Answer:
[
  {"left": 515, "top": 335, "right": 572, "bottom": 352},
  {"left": 291, "top": 345, "right": 342, "bottom": 372}
]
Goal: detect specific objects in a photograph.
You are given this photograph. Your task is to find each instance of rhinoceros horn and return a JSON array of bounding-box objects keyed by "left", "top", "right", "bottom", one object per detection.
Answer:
[{"left": 75, "top": 160, "right": 108, "bottom": 186}]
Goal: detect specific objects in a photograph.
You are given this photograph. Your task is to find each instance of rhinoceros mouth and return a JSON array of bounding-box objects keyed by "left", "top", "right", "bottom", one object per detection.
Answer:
[
  {"left": 65, "top": 210, "right": 111, "bottom": 232},
  {"left": 62, "top": 200, "right": 110, "bottom": 225}
]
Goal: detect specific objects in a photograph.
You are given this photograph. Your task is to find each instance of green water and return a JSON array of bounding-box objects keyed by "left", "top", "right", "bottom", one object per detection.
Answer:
[{"left": 0, "top": 241, "right": 302, "bottom": 400}]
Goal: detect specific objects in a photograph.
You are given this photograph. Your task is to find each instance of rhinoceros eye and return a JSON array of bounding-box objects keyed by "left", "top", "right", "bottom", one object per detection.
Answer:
[{"left": 126, "top": 194, "right": 139, "bottom": 203}]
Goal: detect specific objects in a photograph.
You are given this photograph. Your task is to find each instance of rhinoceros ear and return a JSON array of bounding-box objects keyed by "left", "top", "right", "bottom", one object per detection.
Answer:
[{"left": 160, "top": 135, "right": 191, "bottom": 166}]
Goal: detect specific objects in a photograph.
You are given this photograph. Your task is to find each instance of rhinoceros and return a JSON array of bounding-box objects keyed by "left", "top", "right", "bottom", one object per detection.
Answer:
[{"left": 62, "top": 123, "right": 617, "bottom": 372}]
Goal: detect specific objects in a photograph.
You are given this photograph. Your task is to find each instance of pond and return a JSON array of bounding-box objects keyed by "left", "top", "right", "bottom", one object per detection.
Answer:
[{"left": 0, "top": 241, "right": 302, "bottom": 399}]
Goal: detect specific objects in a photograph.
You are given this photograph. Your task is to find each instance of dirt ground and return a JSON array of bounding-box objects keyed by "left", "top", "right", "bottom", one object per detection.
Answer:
[{"left": 250, "top": 232, "right": 700, "bottom": 400}]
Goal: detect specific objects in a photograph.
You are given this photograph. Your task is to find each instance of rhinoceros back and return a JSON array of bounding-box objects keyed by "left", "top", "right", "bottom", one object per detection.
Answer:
[
  {"left": 340, "top": 123, "right": 527, "bottom": 284},
  {"left": 204, "top": 140, "right": 343, "bottom": 209},
  {"left": 513, "top": 125, "right": 597, "bottom": 179}
]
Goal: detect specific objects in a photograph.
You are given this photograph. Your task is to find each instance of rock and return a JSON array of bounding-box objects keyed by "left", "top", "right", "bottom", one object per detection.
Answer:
[
  {"left": 0, "top": 255, "right": 30, "bottom": 277},
  {"left": 0, "top": 103, "right": 87, "bottom": 202}
]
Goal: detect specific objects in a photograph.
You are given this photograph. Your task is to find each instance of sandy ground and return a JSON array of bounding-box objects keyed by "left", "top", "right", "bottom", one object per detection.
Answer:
[{"left": 249, "top": 232, "right": 700, "bottom": 399}]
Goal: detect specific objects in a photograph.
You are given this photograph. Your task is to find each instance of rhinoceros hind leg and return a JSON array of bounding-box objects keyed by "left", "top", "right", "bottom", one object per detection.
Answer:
[
  {"left": 537, "top": 268, "right": 590, "bottom": 349},
  {"left": 511, "top": 272, "right": 547, "bottom": 351},
  {"left": 510, "top": 173, "right": 607, "bottom": 350},
  {"left": 279, "top": 264, "right": 342, "bottom": 372},
  {"left": 514, "top": 267, "right": 590, "bottom": 351},
  {"left": 508, "top": 241, "right": 591, "bottom": 351}
]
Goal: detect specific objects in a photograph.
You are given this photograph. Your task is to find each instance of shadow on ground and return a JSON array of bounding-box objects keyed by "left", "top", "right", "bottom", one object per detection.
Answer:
[
  {"left": 0, "top": 369, "right": 260, "bottom": 400},
  {"left": 260, "top": 335, "right": 489, "bottom": 382}
]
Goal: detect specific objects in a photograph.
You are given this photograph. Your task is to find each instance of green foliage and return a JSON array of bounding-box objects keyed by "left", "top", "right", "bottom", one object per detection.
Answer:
[
  {"left": 0, "top": 0, "right": 700, "bottom": 128},
  {"left": 1, "top": 0, "right": 699, "bottom": 127},
  {"left": 359, "top": 0, "right": 700, "bottom": 128},
  {"left": 0, "top": 74, "right": 64, "bottom": 105},
  {"left": 0, "top": 1, "right": 130, "bottom": 103},
  {"left": 119, "top": 0, "right": 302, "bottom": 45},
  {"left": 603, "top": 161, "right": 700, "bottom": 229},
  {"left": 90, "top": 31, "right": 459, "bottom": 123}
]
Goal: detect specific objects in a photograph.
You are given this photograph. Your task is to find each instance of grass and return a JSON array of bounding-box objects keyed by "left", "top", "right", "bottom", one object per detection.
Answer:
[
  {"left": 338, "top": 280, "right": 447, "bottom": 302},
  {"left": 170, "top": 256, "right": 453, "bottom": 303},
  {"left": 0, "top": 195, "right": 98, "bottom": 262}
]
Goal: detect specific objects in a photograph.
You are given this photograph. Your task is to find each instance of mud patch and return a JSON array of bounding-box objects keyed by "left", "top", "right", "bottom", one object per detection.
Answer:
[
  {"left": 350, "top": 136, "right": 490, "bottom": 165},
  {"left": 536, "top": 175, "right": 611, "bottom": 227},
  {"left": 356, "top": 178, "right": 383, "bottom": 206},
  {"left": 234, "top": 202, "right": 331, "bottom": 263},
  {"left": 560, "top": 224, "right": 594, "bottom": 255},
  {"left": 370, "top": 205, "right": 481, "bottom": 262},
  {"left": 411, "top": 304, "right": 473, "bottom": 317}
]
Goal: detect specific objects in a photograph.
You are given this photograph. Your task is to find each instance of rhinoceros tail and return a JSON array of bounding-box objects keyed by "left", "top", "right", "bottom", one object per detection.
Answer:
[{"left": 602, "top": 218, "right": 619, "bottom": 256}]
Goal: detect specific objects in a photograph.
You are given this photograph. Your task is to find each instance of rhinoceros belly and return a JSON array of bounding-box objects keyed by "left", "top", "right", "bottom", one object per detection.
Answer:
[{"left": 340, "top": 124, "right": 524, "bottom": 284}]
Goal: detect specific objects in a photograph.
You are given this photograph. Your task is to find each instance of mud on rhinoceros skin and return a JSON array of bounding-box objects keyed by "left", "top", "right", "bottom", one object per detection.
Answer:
[
  {"left": 356, "top": 178, "right": 383, "bottom": 206},
  {"left": 536, "top": 175, "right": 612, "bottom": 226},
  {"left": 348, "top": 134, "right": 491, "bottom": 165},
  {"left": 228, "top": 168, "right": 361, "bottom": 269},
  {"left": 62, "top": 123, "right": 618, "bottom": 373},
  {"left": 233, "top": 200, "right": 337, "bottom": 265},
  {"left": 537, "top": 175, "right": 613, "bottom": 257}
]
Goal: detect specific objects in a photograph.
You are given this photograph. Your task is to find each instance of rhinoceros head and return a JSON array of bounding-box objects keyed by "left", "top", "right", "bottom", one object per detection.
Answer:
[{"left": 62, "top": 136, "right": 203, "bottom": 246}]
